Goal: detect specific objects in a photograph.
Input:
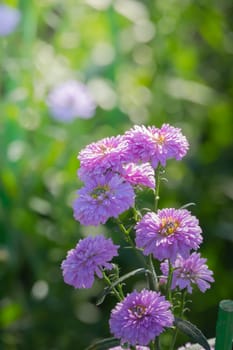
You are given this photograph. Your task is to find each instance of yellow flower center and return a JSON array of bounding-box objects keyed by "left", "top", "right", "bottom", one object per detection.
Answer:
[
  {"left": 153, "top": 133, "right": 165, "bottom": 145},
  {"left": 160, "top": 218, "right": 179, "bottom": 236},
  {"left": 130, "top": 304, "right": 146, "bottom": 318},
  {"left": 91, "top": 185, "right": 110, "bottom": 199}
]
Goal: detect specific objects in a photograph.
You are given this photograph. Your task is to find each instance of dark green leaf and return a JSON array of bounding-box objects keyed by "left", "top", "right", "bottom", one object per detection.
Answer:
[
  {"left": 174, "top": 317, "right": 211, "bottom": 350},
  {"left": 85, "top": 337, "right": 120, "bottom": 350}
]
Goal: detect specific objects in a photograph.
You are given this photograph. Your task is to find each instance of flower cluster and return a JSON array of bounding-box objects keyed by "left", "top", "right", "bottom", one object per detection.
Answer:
[
  {"left": 61, "top": 123, "right": 214, "bottom": 349},
  {"left": 73, "top": 124, "right": 189, "bottom": 226}
]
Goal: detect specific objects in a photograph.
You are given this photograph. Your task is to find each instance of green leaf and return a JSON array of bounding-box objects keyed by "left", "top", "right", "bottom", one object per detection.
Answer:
[
  {"left": 96, "top": 268, "right": 151, "bottom": 306},
  {"left": 0, "top": 300, "right": 23, "bottom": 327},
  {"left": 174, "top": 317, "right": 211, "bottom": 350},
  {"left": 180, "top": 202, "right": 196, "bottom": 209},
  {"left": 85, "top": 337, "right": 120, "bottom": 350}
]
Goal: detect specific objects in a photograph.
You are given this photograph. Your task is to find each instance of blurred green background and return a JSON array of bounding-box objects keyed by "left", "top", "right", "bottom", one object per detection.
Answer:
[{"left": 1, "top": 0, "right": 233, "bottom": 349}]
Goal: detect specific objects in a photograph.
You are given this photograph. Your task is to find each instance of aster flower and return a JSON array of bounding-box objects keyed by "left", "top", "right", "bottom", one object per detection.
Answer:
[
  {"left": 135, "top": 208, "right": 203, "bottom": 262},
  {"left": 124, "top": 124, "right": 189, "bottom": 168},
  {"left": 61, "top": 235, "right": 119, "bottom": 289},
  {"left": 109, "top": 289, "right": 174, "bottom": 346},
  {"left": 160, "top": 252, "right": 214, "bottom": 293},
  {"left": 78, "top": 135, "right": 129, "bottom": 178},
  {"left": 121, "top": 162, "right": 155, "bottom": 189},
  {"left": 0, "top": 5, "right": 21, "bottom": 36},
  {"left": 73, "top": 173, "right": 135, "bottom": 226},
  {"left": 47, "top": 80, "right": 96, "bottom": 122}
]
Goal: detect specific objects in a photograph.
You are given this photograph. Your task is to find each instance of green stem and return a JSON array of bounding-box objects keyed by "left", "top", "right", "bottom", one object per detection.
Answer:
[
  {"left": 102, "top": 271, "right": 122, "bottom": 302},
  {"left": 115, "top": 219, "right": 146, "bottom": 266},
  {"left": 148, "top": 254, "right": 159, "bottom": 291},
  {"left": 132, "top": 206, "right": 141, "bottom": 222},
  {"left": 150, "top": 340, "right": 155, "bottom": 350},
  {"left": 117, "top": 282, "right": 125, "bottom": 300},
  {"left": 166, "top": 260, "right": 173, "bottom": 302},
  {"left": 155, "top": 337, "right": 161, "bottom": 350},
  {"left": 169, "top": 290, "right": 187, "bottom": 350},
  {"left": 154, "top": 164, "right": 162, "bottom": 212}
]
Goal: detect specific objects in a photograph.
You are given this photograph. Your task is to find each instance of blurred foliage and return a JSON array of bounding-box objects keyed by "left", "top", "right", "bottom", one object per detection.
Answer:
[{"left": 0, "top": 0, "right": 233, "bottom": 349}]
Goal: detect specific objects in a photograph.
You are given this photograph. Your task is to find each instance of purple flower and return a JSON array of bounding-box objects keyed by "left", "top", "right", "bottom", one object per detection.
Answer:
[
  {"left": 0, "top": 5, "right": 21, "bottom": 36},
  {"left": 124, "top": 124, "right": 189, "bottom": 168},
  {"left": 61, "top": 235, "right": 119, "bottom": 289},
  {"left": 47, "top": 80, "right": 96, "bottom": 122},
  {"left": 73, "top": 173, "right": 135, "bottom": 226},
  {"left": 78, "top": 135, "right": 129, "bottom": 178},
  {"left": 121, "top": 162, "right": 155, "bottom": 189},
  {"left": 109, "top": 289, "right": 174, "bottom": 346},
  {"left": 135, "top": 208, "right": 203, "bottom": 262},
  {"left": 160, "top": 252, "right": 214, "bottom": 293}
]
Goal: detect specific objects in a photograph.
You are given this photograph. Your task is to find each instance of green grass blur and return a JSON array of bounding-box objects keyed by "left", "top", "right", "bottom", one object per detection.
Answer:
[{"left": 0, "top": 0, "right": 233, "bottom": 349}]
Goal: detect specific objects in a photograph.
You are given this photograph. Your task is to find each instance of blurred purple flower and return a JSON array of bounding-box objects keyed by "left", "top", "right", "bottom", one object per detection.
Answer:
[
  {"left": 121, "top": 162, "right": 155, "bottom": 189},
  {"left": 160, "top": 252, "right": 214, "bottom": 293},
  {"left": 61, "top": 235, "right": 119, "bottom": 289},
  {"left": 47, "top": 80, "right": 96, "bottom": 122},
  {"left": 78, "top": 135, "right": 129, "bottom": 179},
  {"left": 73, "top": 173, "right": 135, "bottom": 226},
  {"left": 109, "top": 289, "right": 174, "bottom": 346},
  {"left": 0, "top": 5, "right": 21, "bottom": 36},
  {"left": 124, "top": 124, "right": 189, "bottom": 168},
  {"left": 135, "top": 208, "right": 203, "bottom": 262}
]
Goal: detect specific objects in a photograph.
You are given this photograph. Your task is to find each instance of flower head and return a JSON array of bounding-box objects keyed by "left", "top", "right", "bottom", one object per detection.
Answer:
[
  {"left": 135, "top": 208, "right": 203, "bottom": 262},
  {"left": 121, "top": 162, "right": 155, "bottom": 189},
  {"left": 78, "top": 135, "right": 129, "bottom": 178},
  {"left": 109, "top": 289, "right": 174, "bottom": 346},
  {"left": 73, "top": 173, "right": 135, "bottom": 226},
  {"left": 160, "top": 252, "right": 214, "bottom": 293},
  {"left": 61, "top": 235, "right": 119, "bottom": 289},
  {"left": 0, "top": 5, "right": 21, "bottom": 36},
  {"left": 47, "top": 80, "right": 95, "bottom": 122},
  {"left": 124, "top": 124, "right": 189, "bottom": 168}
]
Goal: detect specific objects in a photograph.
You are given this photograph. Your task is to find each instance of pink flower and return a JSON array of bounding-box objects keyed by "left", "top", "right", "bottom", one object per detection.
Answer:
[
  {"left": 121, "top": 162, "right": 155, "bottom": 189},
  {"left": 109, "top": 289, "right": 174, "bottom": 346},
  {"left": 135, "top": 208, "right": 203, "bottom": 262},
  {"left": 61, "top": 235, "right": 119, "bottom": 289},
  {"left": 78, "top": 135, "right": 129, "bottom": 178},
  {"left": 124, "top": 124, "right": 189, "bottom": 168},
  {"left": 73, "top": 173, "right": 135, "bottom": 226},
  {"left": 160, "top": 252, "right": 214, "bottom": 293}
]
